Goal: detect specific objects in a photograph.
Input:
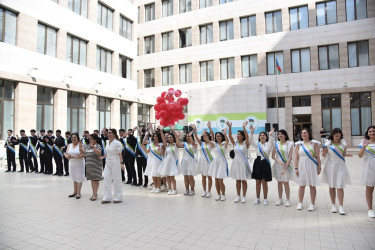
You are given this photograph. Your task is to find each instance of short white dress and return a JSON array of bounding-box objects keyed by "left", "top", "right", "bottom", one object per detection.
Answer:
[
  {"left": 359, "top": 141, "right": 375, "bottom": 187},
  {"left": 68, "top": 144, "right": 86, "bottom": 183},
  {"left": 229, "top": 142, "right": 251, "bottom": 180},
  {"left": 295, "top": 140, "right": 320, "bottom": 186},
  {"left": 272, "top": 141, "right": 294, "bottom": 182},
  {"left": 181, "top": 142, "right": 198, "bottom": 176},
  {"left": 196, "top": 142, "right": 213, "bottom": 176},
  {"left": 321, "top": 139, "right": 351, "bottom": 188},
  {"left": 158, "top": 143, "right": 181, "bottom": 177},
  {"left": 144, "top": 142, "right": 163, "bottom": 177},
  {"left": 207, "top": 142, "right": 228, "bottom": 179}
]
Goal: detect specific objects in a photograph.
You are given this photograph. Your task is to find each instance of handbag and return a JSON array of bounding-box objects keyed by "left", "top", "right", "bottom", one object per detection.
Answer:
[{"left": 229, "top": 143, "right": 235, "bottom": 159}]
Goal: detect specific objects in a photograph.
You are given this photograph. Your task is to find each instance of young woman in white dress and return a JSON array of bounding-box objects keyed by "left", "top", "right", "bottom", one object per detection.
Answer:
[
  {"left": 227, "top": 121, "right": 251, "bottom": 203},
  {"left": 271, "top": 129, "right": 294, "bottom": 207},
  {"left": 250, "top": 126, "right": 275, "bottom": 205},
  {"left": 144, "top": 131, "right": 164, "bottom": 194},
  {"left": 207, "top": 125, "right": 229, "bottom": 201},
  {"left": 295, "top": 128, "right": 322, "bottom": 211},
  {"left": 358, "top": 126, "right": 375, "bottom": 218},
  {"left": 158, "top": 127, "right": 180, "bottom": 195},
  {"left": 192, "top": 124, "right": 214, "bottom": 198},
  {"left": 176, "top": 130, "right": 198, "bottom": 196},
  {"left": 321, "top": 128, "right": 352, "bottom": 215}
]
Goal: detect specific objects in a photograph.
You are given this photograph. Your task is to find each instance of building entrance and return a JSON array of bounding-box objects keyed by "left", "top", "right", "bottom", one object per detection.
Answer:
[{"left": 292, "top": 114, "right": 312, "bottom": 142}]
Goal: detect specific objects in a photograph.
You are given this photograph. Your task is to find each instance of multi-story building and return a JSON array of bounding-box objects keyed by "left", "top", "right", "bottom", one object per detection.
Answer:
[{"left": 0, "top": 0, "right": 374, "bottom": 146}]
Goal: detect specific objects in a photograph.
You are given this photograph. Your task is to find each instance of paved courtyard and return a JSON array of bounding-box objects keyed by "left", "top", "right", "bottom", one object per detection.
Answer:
[{"left": 0, "top": 151, "right": 374, "bottom": 250}]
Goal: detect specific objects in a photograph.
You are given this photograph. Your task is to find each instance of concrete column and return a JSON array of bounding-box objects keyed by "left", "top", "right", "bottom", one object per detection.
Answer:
[
  {"left": 138, "top": 70, "right": 145, "bottom": 88},
  {"left": 173, "top": 1, "right": 179, "bottom": 16},
  {"left": 139, "top": 36, "right": 144, "bottom": 56},
  {"left": 212, "top": 0, "right": 219, "bottom": 6},
  {"left": 87, "top": 42, "right": 97, "bottom": 70},
  {"left": 174, "top": 64, "right": 179, "bottom": 85},
  {"left": 369, "top": 0, "right": 375, "bottom": 18},
  {"left": 113, "top": 10, "right": 120, "bottom": 34},
  {"left": 310, "top": 46, "right": 319, "bottom": 71},
  {"left": 283, "top": 49, "right": 291, "bottom": 74},
  {"left": 155, "top": 0, "right": 162, "bottom": 20},
  {"left": 56, "top": 30, "right": 67, "bottom": 60},
  {"left": 150, "top": 106, "right": 155, "bottom": 124},
  {"left": 285, "top": 97, "right": 293, "bottom": 140},
  {"left": 53, "top": 89, "right": 68, "bottom": 132},
  {"left": 130, "top": 102, "right": 138, "bottom": 127},
  {"left": 191, "top": 26, "right": 199, "bottom": 47},
  {"left": 155, "top": 67, "right": 162, "bottom": 87},
  {"left": 256, "top": 12, "right": 265, "bottom": 36},
  {"left": 308, "top": 2, "right": 316, "bottom": 28},
  {"left": 281, "top": 8, "right": 289, "bottom": 31},
  {"left": 258, "top": 52, "right": 267, "bottom": 76},
  {"left": 155, "top": 33, "right": 162, "bottom": 53},
  {"left": 112, "top": 51, "right": 119, "bottom": 75},
  {"left": 234, "top": 56, "right": 241, "bottom": 79},
  {"left": 341, "top": 93, "right": 352, "bottom": 146},
  {"left": 372, "top": 91, "right": 375, "bottom": 125},
  {"left": 111, "top": 99, "right": 120, "bottom": 129},
  {"left": 88, "top": 0, "right": 98, "bottom": 23},
  {"left": 369, "top": 38, "right": 375, "bottom": 66},
  {"left": 212, "top": 21, "right": 220, "bottom": 43},
  {"left": 339, "top": 42, "right": 348, "bottom": 68},
  {"left": 85, "top": 95, "right": 97, "bottom": 132},
  {"left": 213, "top": 58, "right": 220, "bottom": 81},
  {"left": 192, "top": 61, "right": 199, "bottom": 83},
  {"left": 14, "top": 83, "right": 37, "bottom": 133},
  {"left": 59, "top": 0, "right": 68, "bottom": 8},
  {"left": 233, "top": 16, "right": 240, "bottom": 40},
  {"left": 337, "top": 0, "right": 346, "bottom": 23},
  {"left": 17, "top": 13, "right": 38, "bottom": 51},
  {"left": 311, "top": 94, "right": 322, "bottom": 140}
]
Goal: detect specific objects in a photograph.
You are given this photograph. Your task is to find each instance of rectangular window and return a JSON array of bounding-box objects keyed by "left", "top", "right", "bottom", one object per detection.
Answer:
[
  {"left": 200, "top": 24, "right": 213, "bottom": 45},
  {"left": 120, "top": 16, "right": 132, "bottom": 40},
  {"left": 292, "top": 96, "right": 311, "bottom": 107},
  {"left": 220, "top": 0, "right": 233, "bottom": 3},
  {"left": 138, "top": 104, "right": 150, "bottom": 126},
  {"left": 162, "top": 31, "right": 173, "bottom": 51},
  {"left": 179, "top": 28, "right": 192, "bottom": 48},
  {"left": 289, "top": 6, "right": 308, "bottom": 30},
  {"left": 0, "top": 79, "right": 15, "bottom": 140},
  {"left": 144, "top": 69, "right": 155, "bottom": 88},
  {"left": 67, "top": 92, "right": 86, "bottom": 133},
  {"left": 144, "top": 35, "right": 155, "bottom": 54},
  {"left": 200, "top": 60, "right": 214, "bottom": 82},
  {"left": 219, "top": 20, "right": 234, "bottom": 41},
  {"left": 96, "top": 46, "right": 112, "bottom": 73},
  {"left": 200, "top": 0, "right": 212, "bottom": 8},
  {"left": 180, "top": 0, "right": 192, "bottom": 13},
  {"left": 120, "top": 101, "right": 131, "bottom": 130},
  {"left": 96, "top": 97, "right": 111, "bottom": 130},
  {"left": 291, "top": 48, "right": 310, "bottom": 73},
  {"left": 350, "top": 92, "right": 371, "bottom": 135},
  {"left": 316, "top": 1, "right": 337, "bottom": 26},
  {"left": 162, "top": 66, "right": 174, "bottom": 86},
  {"left": 145, "top": 3, "right": 155, "bottom": 22},
  {"left": 68, "top": 0, "right": 88, "bottom": 17},
  {"left": 240, "top": 16, "right": 256, "bottom": 38},
  {"left": 267, "top": 52, "right": 284, "bottom": 75},
  {"left": 97, "top": 2, "right": 113, "bottom": 30},
  {"left": 119, "top": 55, "right": 132, "bottom": 79},
  {"left": 37, "top": 86, "right": 54, "bottom": 131},
  {"left": 0, "top": 7, "right": 17, "bottom": 45},
  {"left": 37, "top": 23, "right": 57, "bottom": 57},
  {"left": 321, "top": 94, "right": 341, "bottom": 132},
  {"left": 220, "top": 58, "right": 235, "bottom": 80},
  {"left": 66, "top": 34, "right": 87, "bottom": 66},
  {"left": 265, "top": 10, "right": 282, "bottom": 34},
  {"left": 179, "top": 64, "right": 192, "bottom": 84},
  {"left": 162, "top": 0, "right": 173, "bottom": 17},
  {"left": 318, "top": 44, "right": 339, "bottom": 70},
  {"left": 241, "top": 55, "right": 258, "bottom": 77},
  {"left": 267, "top": 97, "right": 285, "bottom": 108},
  {"left": 346, "top": 0, "right": 367, "bottom": 21},
  {"left": 348, "top": 40, "right": 369, "bottom": 67}
]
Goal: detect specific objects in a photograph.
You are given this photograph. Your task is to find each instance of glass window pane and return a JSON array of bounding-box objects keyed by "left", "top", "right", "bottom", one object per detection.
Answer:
[
  {"left": 250, "top": 16, "right": 256, "bottom": 36},
  {"left": 66, "top": 35, "right": 72, "bottom": 61},
  {"left": 346, "top": 0, "right": 355, "bottom": 21},
  {"left": 274, "top": 11, "right": 282, "bottom": 32},
  {"left": 81, "top": 0, "right": 88, "bottom": 17},
  {"left": 106, "top": 51, "right": 112, "bottom": 73},
  {"left": 290, "top": 8, "right": 298, "bottom": 30},
  {"left": 322, "top": 109, "right": 331, "bottom": 132},
  {"left": 242, "top": 56, "right": 249, "bottom": 77},
  {"left": 80, "top": 40, "right": 86, "bottom": 66},
  {"left": 4, "top": 10, "right": 17, "bottom": 45},
  {"left": 200, "top": 62, "right": 207, "bottom": 82},
  {"left": 316, "top": 3, "right": 326, "bottom": 26},
  {"left": 329, "top": 45, "right": 339, "bottom": 69},
  {"left": 228, "top": 58, "right": 235, "bottom": 79},
  {"left": 327, "top": 1, "right": 337, "bottom": 24},
  {"left": 267, "top": 53, "right": 274, "bottom": 75},
  {"left": 72, "top": 38, "right": 79, "bottom": 64},
  {"left": 361, "top": 107, "right": 371, "bottom": 135},
  {"left": 46, "top": 27, "right": 56, "bottom": 57},
  {"left": 207, "top": 24, "right": 213, "bottom": 43},
  {"left": 358, "top": 41, "right": 369, "bottom": 66},
  {"left": 292, "top": 50, "right": 300, "bottom": 73},
  {"left": 220, "top": 60, "right": 227, "bottom": 80},
  {"left": 356, "top": 0, "right": 367, "bottom": 19},
  {"left": 250, "top": 55, "right": 258, "bottom": 76},
  {"left": 72, "top": 108, "right": 78, "bottom": 132},
  {"left": 266, "top": 13, "right": 273, "bottom": 34},
  {"left": 0, "top": 11, "right": 3, "bottom": 42},
  {"left": 228, "top": 20, "right": 234, "bottom": 40},
  {"left": 79, "top": 108, "right": 85, "bottom": 133},
  {"left": 37, "top": 105, "right": 42, "bottom": 131},
  {"left": 276, "top": 52, "right": 283, "bottom": 74},
  {"left": 74, "top": 0, "right": 80, "bottom": 14},
  {"left": 219, "top": 22, "right": 226, "bottom": 40},
  {"left": 350, "top": 108, "right": 359, "bottom": 135},
  {"left": 319, "top": 46, "right": 328, "bottom": 70},
  {"left": 301, "top": 48, "right": 310, "bottom": 72},
  {"left": 331, "top": 108, "right": 341, "bottom": 129},
  {"left": 37, "top": 24, "right": 45, "bottom": 54},
  {"left": 348, "top": 43, "right": 357, "bottom": 67},
  {"left": 4, "top": 81, "right": 14, "bottom": 99},
  {"left": 240, "top": 18, "right": 248, "bottom": 37},
  {"left": 299, "top": 6, "right": 308, "bottom": 29},
  {"left": 107, "top": 9, "right": 113, "bottom": 30},
  {"left": 44, "top": 105, "right": 53, "bottom": 130}
]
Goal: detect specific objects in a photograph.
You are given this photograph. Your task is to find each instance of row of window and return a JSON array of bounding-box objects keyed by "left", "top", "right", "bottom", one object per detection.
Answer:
[
  {"left": 267, "top": 92, "right": 372, "bottom": 136},
  {"left": 143, "top": 40, "right": 370, "bottom": 87}
]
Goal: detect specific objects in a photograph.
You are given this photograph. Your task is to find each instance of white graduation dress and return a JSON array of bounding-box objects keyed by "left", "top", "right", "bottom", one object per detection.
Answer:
[
  {"left": 181, "top": 142, "right": 198, "bottom": 176},
  {"left": 207, "top": 142, "right": 228, "bottom": 179},
  {"left": 157, "top": 143, "right": 181, "bottom": 177},
  {"left": 272, "top": 141, "right": 294, "bottom": 182},
  {"left": 229, "top": 142, "right": 251, "bottom": 180},
  {"left": 295, "top": 140, "right": 320, "bottom": 186},
  {"left": 359, "top": 141, "right": 375, "bottom": 187},
  {"left": 144, "top": 143, "right": 163, "bottom": 177},
  {"left": 196, "top": 142, "right": 213, "bottom": 176}
]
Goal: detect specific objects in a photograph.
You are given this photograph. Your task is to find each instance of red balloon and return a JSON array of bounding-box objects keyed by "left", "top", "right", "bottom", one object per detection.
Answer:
[
  {"left": 166, "top": 95, "right": 174, "bottom": 103},
  {"left": 157, "top": 97, "right": 165, "bottom": 104},
  {"left": 168, "top": 105, "right": 176, "bottom": 113},
  {"left": 160, "top": 119, "right": 166, "bottom": 127},
  {"left": 178, "top": 113, "right": 185, "bottom": 119},
  {"left": 176, "top": 98, "right": 182, "bottom": 104},
  {"left": 168, "top": 88, "right": 175, "bottom": 92},
  {"left": 161, "top": 91, "right": 167, "bottom": 98},
  {"left": 155, "top": 113, "right": 161, "bottom": 120},
  {"left": 175, "top": 90, "right": 181, "bottom": 97},
  {"left": 154, "top": 104, "right": 160, "bottom": 112},
  {"left": 160, "top": 103, "right": 167, "bottom": 110},
  {"left": 160, "top": 110, "right": 168, "bottom": 119},
  {"left": 175, "top": 104, "right": 184, "bottom": 113},
  {"left": 180, "top": 98, "right": 189, "bottom": 106}
]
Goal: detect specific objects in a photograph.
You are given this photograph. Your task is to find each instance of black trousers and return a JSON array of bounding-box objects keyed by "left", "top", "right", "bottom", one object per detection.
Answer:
[
  {"left": 102, "top": 159, "right": 106, "bottom": 170},
  {"left": 28, "top": 152, "right": 38, "bottom": 172},
  {"left": 121, "top": 151, "right": 126, "bottom": 181},
  {"left": 136, "top": 157, "right": 148, "bottom": 184},
  {"left": 6, "top": 150, "right": 16, "bottom": 171},
  {"left": 39, "top": 150, "right": 45, "bottom": 172},
  {"left": 44, "top": 152, "right": 53, "bottom": 174},
  {"left": 125, "top": 156, "right": 136, "bottom": 183},
  {"left": 63, "top": 156, "right": 69, "bottom": 174},
  {"left": 54, "top": 153, "right": 63, "bottom": 175},
  {"left": 19, "top": 153, "right": 29, "bottom": 172}
]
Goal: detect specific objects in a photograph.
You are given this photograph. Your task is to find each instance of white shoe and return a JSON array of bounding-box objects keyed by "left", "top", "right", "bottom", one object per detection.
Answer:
[
  {"left": 263, "top": 199, "right": 268, "bottom": 205},
  {"left": 184, "top": 190, "right": 189, "bottom": 195},
  {"left": 234, "top": 196, "right": 241, "bottom": 203},
  {"left": 331, "top": 205, "right": 338, "bottom": 213},
  {"left": 338, "top": 206, "right": 345, "bottom": 215},
  {"left": 150, "top": 188, "right": 156, "bottom": 193},
  {"left": 254, "top": 198, "right": 260, "bottom": 204},
  {"left": 368, "top": 210, "right": 375, "bottom": 218},
  {"left": 275, "top": 198, "right": 283, "bottom": 206},
  {"left": 215, "top": 195, "right": 221, "bottom": 201},
  {"left": 161, "top": 186, "right": 167, "bottom": 192},
  {"left": 167, "top": 190, "right": 172, "bottom": 195},
  {"left": 206, "top": 192, "right": 211, "bottom": 198},
  {"left": 154, "top": 188, "right": 161, "bottom": 193},
  {"left": 241, "top": 196, "right": 246, "bottom": 203},
  {"left": 308, "top": 204, "right": 315, "bottom": 211},
  {"left": 201, "top": 191, "right": 207, "bottom": 197},
  {"left": 171, "top": 190, "right": 177, "bottom": 195},
  {"left": 188, "top": 190, "right": 195, "bottom": 196},
  {"left": 148, "top": 184, "right": 154, "bottom": 190},
  {"left": 296, "top": 203, "right": 303, "bottom": 210},
  {"left": 285, "top": 200, "right": 291, "bottom": 207},
  {"left": 220, "top": 195, "right": 226, "bottom": 201}
]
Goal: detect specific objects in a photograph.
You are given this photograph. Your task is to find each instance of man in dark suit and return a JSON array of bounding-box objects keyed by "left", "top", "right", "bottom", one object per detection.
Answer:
[{"left": 4, "top": 129, "right": 17, "bottom": 172}]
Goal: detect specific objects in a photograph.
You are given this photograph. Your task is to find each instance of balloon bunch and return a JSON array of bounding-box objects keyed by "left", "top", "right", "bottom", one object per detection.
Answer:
[{"left": 154, "top": 88, "right": 189, "bottom": 127}]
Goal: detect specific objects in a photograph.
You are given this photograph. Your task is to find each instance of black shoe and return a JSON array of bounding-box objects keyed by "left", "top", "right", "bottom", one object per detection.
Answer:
[
  {"left": 125, "top": 181, "right": 132, "bottom": 184},
  {"left": 143, "top": 183, "right": 148, "bottom": 188},
  {"left": 35, "top": 171, "right": 39, "bottom": 173},
  {"left": 64, "top": 173, "right": 69, "bottom": 176},
  {"left": 136, "top": 183, "right": 142, "bottom": 186},
  {"left": 68, "top": 194, "right": 76, "bottom": 198},
  {"left": 131, "top": 183, "right": 137, "bottom": 186},
  {"left": 5, "top": 170, "right": 11, "bottom": 172},
  {"left": 18, "top": 170, "right": 24, "bottom": 172},
  {"left": 30, "top": 170, "right": 35, "bottom": 172},
  {"left": 76, "top": 196, "right": 81, "bottom": 199},
  {"left": 12, "top": 170, "right": 16, "bottom": 172},
  {"left": 53, "top": 173, "right": 58, "bottom": 175},
  {"left": 58, "top": 174, "right": 63, "bottom": 176}
]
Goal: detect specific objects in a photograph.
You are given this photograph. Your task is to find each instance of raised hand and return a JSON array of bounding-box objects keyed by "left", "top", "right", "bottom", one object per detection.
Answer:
[
  {"left": 243, "top": 121, "right": 248, "bottom": 127},
  {"left": 249, "top": 125, "right": 255, "bottom": 133},
  {"left": 226, "top": 121, "right": 232, "bottom": 127},
  {"left": 190, "top": 124, "right": 196, "bottom": 129},
  {"left": 223, "top": 127, "right": 228, "bottom": 134},
  {"left": 175, "top": 131, "right": 181, "bottom": 137},
  {"left": 270, "top": 127, "right": 275, "bottom": 135},
  {"left": 207, "top": 121, "right": 211, "bottom": 128}
]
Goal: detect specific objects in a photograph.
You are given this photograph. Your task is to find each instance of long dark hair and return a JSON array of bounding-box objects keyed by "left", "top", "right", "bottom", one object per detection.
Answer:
[
  {"left": 258, "top": 131, "right": 269, "bottom": 142},
  {"left": 201, "top": 132, "right": 211, "bottom": 142},
  {"left": 277, "top": 129, "right": 289, "bottom": 141},
  {"left": 109, "top": 128, "right": 119, "bottom": 140},
  {"left": 71, "top": 132, "right": 80, "bottom": 141},
  {"left": 152, "top": 132, "right": 162, "bottom": 143},
  {"left": 168, "top": 133, "right": 176, "bottom": 143},
  {"left": 365, "top": 126, "right": 375, "bottom": 140},
  {"left": 328, "top": 128, "right": 343, "bottom": 141},
  {"left": 237, "top": 130, "right": 245, "bottom": 142},
  {"left": 214, "top": 132, "right": 225, "bottom": 143},
  {"left": 300, "top": 128, "right": 313, "bottom": 141}
]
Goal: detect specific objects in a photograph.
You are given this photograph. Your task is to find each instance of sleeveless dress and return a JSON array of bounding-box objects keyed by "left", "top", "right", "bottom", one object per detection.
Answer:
[
  {"left": 272, "top": 141, "right": 294, "bottom": 182},
  {"left": 68, "top": 144, "right": 86, "bottom": 183},
  {"left": 359, "top": 141, "right": 375, "bottom": 187},
  {"left": 321, "top": 139, "right": 351, "bottom": 188},
  {"left": 207, "top": 142, "right": 228, "bottom": 179},
  {"left": 181, "top": 142, "right": 198, "bottom": 176},
  {"left": 84, "top": 144, "right": 103, "bottom": 181},
  {"left": 144, "top": 143, "right": 163, "bottom": 177},
  {"left": 295, "top": 140, "right": 320, "bottom": 186},
  {"left": 158, "top": 144, "right": 181, "bottom": 176},
  {"left": 250, "top": 135, "right": 274, "bottom": 181},
  {"left": 229, "top": 142, "right": 251, "bottom": 180},
  {"left": 196, "top": 142, "right": 213, "bottom": 176}
]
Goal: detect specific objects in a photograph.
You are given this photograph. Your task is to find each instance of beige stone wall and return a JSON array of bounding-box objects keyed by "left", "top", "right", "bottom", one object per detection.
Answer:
[
  {"left": 17, "top": 14, "right": 38, "bottom": 51},
  {"left": 337, "top": 0, "right": 346, "bottom": 23},
  {"left": 341, "top": 93, "right": 352, "bottom": 146},
  {"left": 155, "top": 67, "right": 162, "bottom": 87},
  {"left": 56, "top": 30, "right": 67, "bottom": 60},
  {"left": 369, "top": 38, "right": 375, "bottom": 66},
  {"left": 53, "top": 89, "right": 68, "bottom": 132},
  {"left": 111, "top": 99, "right": 120, "bottom": 129},
  {"left": 372, "top": 91, "right": 375, "bottom": 125},
  {"left": 339, "top": 42, "right": 348, "bottom": 68},
  {"left": 281, "top": 8, "right": 289, "bottom": 31},
  {"left": 112, "top": 51, "right": 119, "bottom": 75},
  {"left": 256, "top": 12, "right": 265, "bottom": 36},
  {"left": 87, "top": 42, "right": 97, "bottom": 70},
  {"left": 88, "top": 0, "right": 98, "bottom": 23},
  {"left": 369, "top": 0, "right": 375, "bottom": 18},
  {"left": 130, "top": 102, "right": 138, "bottom": 128},
  {"left": 85, "top": 94, "right": 97, "bottom": 132},
  {"left": 310, "top": 46, "right": 319, "bottom": 71},
  {"left": 14, "top": 83, "right": 37, "bottom": 133},
  {"left": 284, "top": 96, "right": 293, "bottom": 141},
  {"left": 311, "top": 94, "right": 322, "bottom": 140},
  {"left": 308, "top": 2, "right": 316, "bottom": 28}
]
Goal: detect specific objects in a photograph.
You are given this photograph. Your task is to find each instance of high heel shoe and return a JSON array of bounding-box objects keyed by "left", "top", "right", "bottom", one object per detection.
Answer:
[
  {"left": 68, "top": 194, "right": 76, "bottom": 198},
  {"left": 76, "top": 196, "right": 81, "bottom": 199}
]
